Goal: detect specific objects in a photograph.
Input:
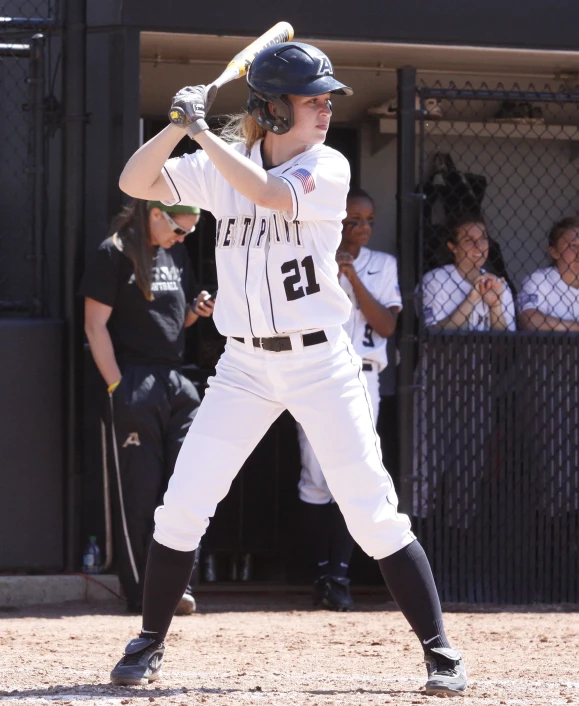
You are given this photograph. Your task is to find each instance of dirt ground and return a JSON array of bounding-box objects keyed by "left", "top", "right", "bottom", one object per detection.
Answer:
[{"left": 1, "top": 593, "right": 579, "bottom": 706}]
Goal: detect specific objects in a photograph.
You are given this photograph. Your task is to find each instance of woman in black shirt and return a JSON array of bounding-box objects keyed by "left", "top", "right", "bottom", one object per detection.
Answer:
[{"left": 81, "top": 198, "right": 214, "bottom": 614}]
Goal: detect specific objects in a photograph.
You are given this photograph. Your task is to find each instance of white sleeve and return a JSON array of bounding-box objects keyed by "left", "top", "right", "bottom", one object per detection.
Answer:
[
  {"left": 421, "top": 270, "right": 446, "bottom": 326},
  {"left": 379, "top": 258, "right": 403, "bottom": 310},
  {"left": 517, "top": 273, "right": 544, "bottom": 313},
  {"left": 501, "top": 285, "right": 517, "bottom": 331},
  {"left": 161, "top": 149, "right": 217, "bottom": 213},
  {"left": 280, "top": 150, "right": 350, "bottom": 223}
]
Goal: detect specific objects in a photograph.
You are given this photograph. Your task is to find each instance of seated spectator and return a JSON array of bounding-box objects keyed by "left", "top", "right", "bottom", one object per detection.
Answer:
[
  {"left": 517, "top": 216, "right": 579, "bottom": 524},
  {"left": 422, "top": 215, "right": 516, "bottom": 332},
  {"left": 518, "top": 216, "right": 579, "bottom": 331},
  {"left": 415, "top": 216, "right": 516, "bottom": 555}
]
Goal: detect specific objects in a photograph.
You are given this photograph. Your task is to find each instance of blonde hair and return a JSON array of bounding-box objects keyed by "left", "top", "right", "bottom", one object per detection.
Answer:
[{"left": 220, "top": 112, "right": 267, "bottom": 150}]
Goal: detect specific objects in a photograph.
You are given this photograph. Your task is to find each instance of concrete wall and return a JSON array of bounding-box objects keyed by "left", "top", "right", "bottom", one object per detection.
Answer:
[
  {"left": 0, "top": 320, "right": 64, "bottom": 570},
  {"left": 359, "top": 126, "right": 398, "bottom": 255},
  {"left": 84, "top": 27, "right": 141, "bottom": 255}
]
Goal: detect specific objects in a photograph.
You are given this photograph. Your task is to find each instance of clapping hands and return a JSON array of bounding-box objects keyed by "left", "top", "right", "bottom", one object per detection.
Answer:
[
  {"left": 336, "top": 250, "right": 357, "bottom": 282},
  {"left": 472, "top": 273, "right": 505, "bottom": 307}
]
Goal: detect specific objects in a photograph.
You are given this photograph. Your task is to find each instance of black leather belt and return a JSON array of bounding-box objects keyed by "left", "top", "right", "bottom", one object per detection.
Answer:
[
  {"left": 232, "top": 330, "right": 327, "bottom": 352},
  {"left": 362, "top": 362, "right": 373, "bottom": 372}
]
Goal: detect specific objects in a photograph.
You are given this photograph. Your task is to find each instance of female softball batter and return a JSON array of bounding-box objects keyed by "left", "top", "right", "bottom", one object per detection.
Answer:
[{"left": 109, "top": 42, "right": 467, "bottom": 697}]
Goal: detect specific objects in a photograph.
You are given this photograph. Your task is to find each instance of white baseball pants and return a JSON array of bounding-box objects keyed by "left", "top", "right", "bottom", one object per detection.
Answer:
[
  {"left": 297, "top": 363, "right": 380, "bottom": 504},
  {"left": 154, "top": 327, "right": 414, "bottom": 560}
]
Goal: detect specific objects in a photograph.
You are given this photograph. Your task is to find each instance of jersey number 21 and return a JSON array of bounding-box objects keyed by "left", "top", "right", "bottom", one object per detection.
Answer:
[{"left": 281, "top": 256, "right": 321, "bottom": 301}]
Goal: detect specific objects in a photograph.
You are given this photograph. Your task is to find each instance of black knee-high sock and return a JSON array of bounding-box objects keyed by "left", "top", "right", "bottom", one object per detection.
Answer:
[
  {"left": 378, "top": 540, "right": 450, "bottom": 651},
  {"left": 328, "top": 503, "right": 356, "bottom": 579},
  {"left": 300, "top": 500, "right": 332, "bottom": 576},
  {"left": 140, "top": 539, "right": 196, "bottom": 642}
]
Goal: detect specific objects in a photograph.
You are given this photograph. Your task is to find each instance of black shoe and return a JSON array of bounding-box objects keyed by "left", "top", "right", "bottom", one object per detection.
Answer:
[
  {"left": 322, "top": 576, "right": 353, "bottom": 612},
  {"left": 110, "top": 637, "right": 165, "bottom": 686},
  {"left": 424, "top": 647, "right": 467, "bottom": 696},
  {"left": 312, "top": 576, "right": 327, "bottom": 607}
]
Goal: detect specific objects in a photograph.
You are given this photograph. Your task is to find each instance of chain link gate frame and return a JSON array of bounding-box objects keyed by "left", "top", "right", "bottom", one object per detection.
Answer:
[
  {"left": 397, "top": 67, "right": 579, "bottom": 603},
  {"left": 0, "top": 2, "right": 56, "bottom": 315}
]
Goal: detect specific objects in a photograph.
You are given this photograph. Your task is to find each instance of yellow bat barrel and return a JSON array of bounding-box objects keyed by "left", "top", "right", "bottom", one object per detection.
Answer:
[{"left": 227, "top": 22, "right": 294, "bottom": 77}]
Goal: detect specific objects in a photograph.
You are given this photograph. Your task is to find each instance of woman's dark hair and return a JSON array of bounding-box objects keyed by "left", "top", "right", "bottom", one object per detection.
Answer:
[
  {"left": 548, "top": 216, "right": 579, "bottom": 249},
  {"left": 347, "top": 187, "right": 374, "bottom": 207},
  {"left": 108, "top": 199, "right": 155, "bottom": 301},
  {"left": 446, "top": 213, "right": 487, "bottom": 245}
]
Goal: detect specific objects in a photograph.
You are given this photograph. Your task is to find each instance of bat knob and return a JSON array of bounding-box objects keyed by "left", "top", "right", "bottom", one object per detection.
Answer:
[{"left": 168, "top": 106, "right": 187, "bottom": 124}]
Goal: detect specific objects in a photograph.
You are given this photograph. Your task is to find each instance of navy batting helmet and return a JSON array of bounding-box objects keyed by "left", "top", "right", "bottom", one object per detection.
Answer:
[{"left": 247, "top": 42, "right": 353, "bottom": 135}]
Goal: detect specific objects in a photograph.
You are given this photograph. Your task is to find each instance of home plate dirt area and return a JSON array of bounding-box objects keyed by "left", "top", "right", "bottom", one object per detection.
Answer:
[{"left": 1, "top": 594, "right": 578, "bottom": 705}]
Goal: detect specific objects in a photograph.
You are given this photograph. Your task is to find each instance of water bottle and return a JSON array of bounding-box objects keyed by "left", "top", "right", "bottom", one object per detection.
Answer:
[{"left": 82, "top": 535, "right": 102, "bottom": 574}]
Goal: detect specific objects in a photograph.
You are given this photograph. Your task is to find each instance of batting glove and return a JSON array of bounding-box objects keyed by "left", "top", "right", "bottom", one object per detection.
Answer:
[{"left": 168, "top": 85, "right": 217, "bottom": 136}]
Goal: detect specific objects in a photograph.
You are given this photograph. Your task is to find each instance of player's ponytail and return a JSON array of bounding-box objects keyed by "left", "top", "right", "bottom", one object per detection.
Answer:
[
  {"left": 219, "top": 112, "right": 267, "bottom": 150},
  {"left": 108, "top": 199, "right": 155, "bottom": 301}
]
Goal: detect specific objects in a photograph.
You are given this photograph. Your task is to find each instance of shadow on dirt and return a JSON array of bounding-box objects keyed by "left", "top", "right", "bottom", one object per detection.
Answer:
[{"left": 0, "top": 684, "right": 422, "bottom": 700}]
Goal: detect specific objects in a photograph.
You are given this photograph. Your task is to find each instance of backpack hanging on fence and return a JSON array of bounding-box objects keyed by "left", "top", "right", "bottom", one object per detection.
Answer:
[
  {"left": 423, "top": 152, "right": 487, "bottom": 223},
  {"left": 422, "top": 152, "right": 487, "bottom": 270},
  {"left": 421, "top": 152, "right": 513, "bottom": 290}
]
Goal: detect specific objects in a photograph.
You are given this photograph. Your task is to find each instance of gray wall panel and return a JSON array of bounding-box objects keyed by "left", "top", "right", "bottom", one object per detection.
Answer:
[
  {"left": 0, "top": 320, "right": 64, "bottom": 570},
  {"left": 90, "top": 0, "right": 579, "bottom": 52}
]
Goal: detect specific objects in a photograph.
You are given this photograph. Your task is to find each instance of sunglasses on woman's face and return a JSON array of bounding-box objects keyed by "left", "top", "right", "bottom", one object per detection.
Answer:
[{"left": 162, "top": 210, "right": 196, "bottom": 236}]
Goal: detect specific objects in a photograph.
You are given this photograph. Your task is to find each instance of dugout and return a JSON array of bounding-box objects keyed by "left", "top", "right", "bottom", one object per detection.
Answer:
[{"left": 3, "top": 0, "right": 579, "bottom": 600}]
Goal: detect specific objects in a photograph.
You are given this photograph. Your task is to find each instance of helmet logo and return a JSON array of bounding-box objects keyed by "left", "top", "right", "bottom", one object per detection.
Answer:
[{"left": 317, "top": 57, "right": 333, "bottom": 76}]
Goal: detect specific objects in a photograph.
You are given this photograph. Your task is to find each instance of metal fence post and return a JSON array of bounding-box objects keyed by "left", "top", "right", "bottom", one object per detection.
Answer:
[
  {"left": 28, "top": 33, "right": 45, "bottom": 315},
  {"left": 62, "top": 0, "right": 86, "bottom": 571},
  {"left": 396, "top": 66, "right": 418, "bottom": 515}
]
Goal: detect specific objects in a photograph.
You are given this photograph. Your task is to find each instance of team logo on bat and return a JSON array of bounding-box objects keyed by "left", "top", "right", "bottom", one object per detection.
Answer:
[{"left": 243, "top": 29, "right": 291, "bottom": 71}]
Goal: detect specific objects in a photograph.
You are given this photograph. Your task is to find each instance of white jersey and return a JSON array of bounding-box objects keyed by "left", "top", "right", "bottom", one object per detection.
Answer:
[
  {"left": 518, "top": 266, "right": 579, "bottom": 321},
  {"left": 422, "top": 264, "right": 516, "bottom": 331},
  {"left": 340, "top": 247, "right": 401, "bottom": 372},
  {"left": 162, "top": 139, "right": 352, "bottom": 338}
]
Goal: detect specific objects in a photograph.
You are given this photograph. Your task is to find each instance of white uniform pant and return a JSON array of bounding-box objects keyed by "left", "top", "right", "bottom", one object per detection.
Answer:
[
  {"left": 154, "top": 327, "right": 414, "bottom": 560},
  {"left": 297, "top": 362, "right": 380, "bottom": 505}
]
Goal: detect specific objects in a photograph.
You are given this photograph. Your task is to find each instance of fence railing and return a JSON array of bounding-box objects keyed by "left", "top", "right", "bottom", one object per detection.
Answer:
[
  {"left": 0, "top": 3, "right": 55, "bottom": 315},
  {"left": 412, "top": 332, "right": 579, "bottom": 604}
]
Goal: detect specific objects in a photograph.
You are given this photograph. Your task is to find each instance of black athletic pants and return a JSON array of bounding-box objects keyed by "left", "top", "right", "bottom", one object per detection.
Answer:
[{"left": 104, "top": 363, "right": 200, "bottom": 611}]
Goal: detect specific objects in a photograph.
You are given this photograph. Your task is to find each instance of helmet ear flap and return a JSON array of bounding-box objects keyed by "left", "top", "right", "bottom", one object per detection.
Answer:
[{"left": 247, "top": 88, "right": 294, "bottom": 136}]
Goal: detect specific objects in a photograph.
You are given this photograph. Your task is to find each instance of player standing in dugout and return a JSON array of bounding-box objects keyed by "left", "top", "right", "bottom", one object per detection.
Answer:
[
  {"left": 106, "top": 41, "right": 467, "bottom": 697},
  {"left": 297, "top": 187, "right": 402, "bottom": 611},
  {"left": 81, "top": 199, "right": 215, "bottom": 615}
]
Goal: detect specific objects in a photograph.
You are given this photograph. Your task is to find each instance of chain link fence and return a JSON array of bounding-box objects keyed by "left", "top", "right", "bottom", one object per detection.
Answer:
[
  {"left": 0, "top": 1, "right": 55, "bottom": 314},
  {"left": 1, "top": 1, "right": 55, "bottom": 22},
  {"left": 408, "top": 80, "right": 579, "bottom": 602}
]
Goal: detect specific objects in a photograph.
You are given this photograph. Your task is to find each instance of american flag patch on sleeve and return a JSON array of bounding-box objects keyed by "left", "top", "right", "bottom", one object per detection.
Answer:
[{"left": 291, "top": 168, "right": 316, "bottom": 194}]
